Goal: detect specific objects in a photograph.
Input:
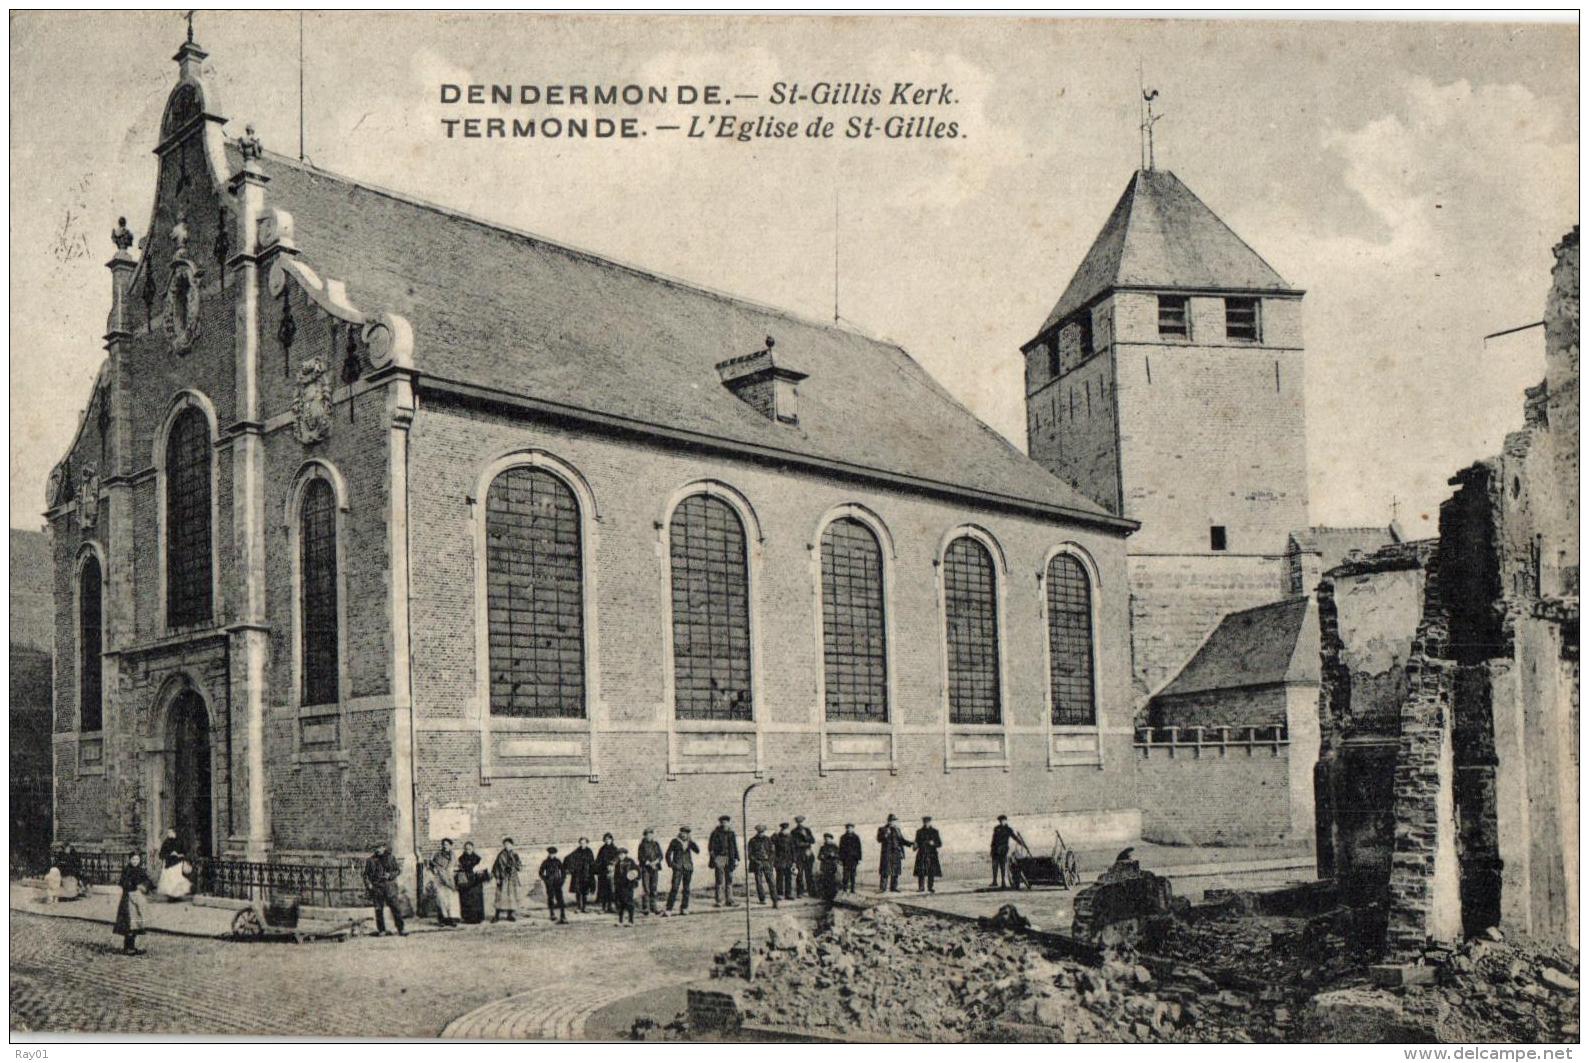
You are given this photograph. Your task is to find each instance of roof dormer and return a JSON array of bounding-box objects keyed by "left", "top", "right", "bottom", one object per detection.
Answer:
[{"left": 716, "top": 336, "right": 807, "bottom": 426}]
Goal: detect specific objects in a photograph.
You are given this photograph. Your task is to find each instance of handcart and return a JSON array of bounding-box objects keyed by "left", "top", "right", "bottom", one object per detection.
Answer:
[
  {"left": 229, "top": 894, "right": 368, "bottom": 944},
  {"left": 1010, "top": 829, "right": 1082, "bottom": 890}
]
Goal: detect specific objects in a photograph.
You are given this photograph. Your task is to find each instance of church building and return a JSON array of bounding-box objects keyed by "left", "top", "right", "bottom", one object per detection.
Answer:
[{"left": 48, "top": 32, "right": 1141, "bottom": 883}]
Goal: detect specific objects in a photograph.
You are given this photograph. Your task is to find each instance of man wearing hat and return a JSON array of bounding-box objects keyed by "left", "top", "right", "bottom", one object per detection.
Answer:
[
  {"left": 790, "top": 815, "right": 817, "bottom": 898},
  {"left": 363, "top": 842, "right": 406, "bottom": 936},
  {"left": 746, "top": 825, "right": 778, "bottom": 907},
  {"left": 876, "top": 814, "right": 912, "bottom": 893},
  {"left": 563, "top": 836, "right": 596, "bottom": 913},
  {"left": 817, "top": 833, "right": 842, "bottom": 902},
  {"left": 838, "top": 824, "right": 863, "bottom": 894},
  {"left": 990, "top": 815, "right": 1027, "bottom": 890},
  {"left": 665, "top": 825, "right": 699, "bottom": 914},
  {"left": 772, "top": 822, "right": 796, "bottom": 900},
  {"left": 914, "top": 816, "right": 944, "bottom": 893},
  {"left": 708, "top": 814, "right": 740, "bottom": 907},
  {"left": 538, "top": 846, "right": 568, "bottom": 924},
  {"left": 637, "top": 828, "right": 664, "bottom": 915}
]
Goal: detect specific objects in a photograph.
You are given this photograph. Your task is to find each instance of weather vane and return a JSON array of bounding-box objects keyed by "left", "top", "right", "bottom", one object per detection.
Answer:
[{"left": 1141, "top": 86, "right": 1162, "bottom": 171}]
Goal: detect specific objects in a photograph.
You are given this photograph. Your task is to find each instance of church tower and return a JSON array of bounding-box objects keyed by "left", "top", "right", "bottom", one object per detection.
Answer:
[{"left": 1023, "top": 167, "right": 1309, "bottom": 707}]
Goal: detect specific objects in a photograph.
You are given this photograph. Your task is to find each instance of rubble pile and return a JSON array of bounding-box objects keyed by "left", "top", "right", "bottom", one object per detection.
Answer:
[
  {"left": 706, "top": 904, "right": 1277, "bottom": 1042},
  {"left": 1385, "top": 931, "right": 1579, "bottom": 1043}
]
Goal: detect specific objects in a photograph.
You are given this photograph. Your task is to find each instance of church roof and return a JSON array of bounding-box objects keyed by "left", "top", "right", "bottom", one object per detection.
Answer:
[
  {"left": 1038, "top": 168, "right": 1299, "bottom": 335},
  {"left": 1154, "top": 596, "right": 1318, "bottom": 699},
  {"left": 238, "top": 145, "right": 1129, "bottom": 530}
]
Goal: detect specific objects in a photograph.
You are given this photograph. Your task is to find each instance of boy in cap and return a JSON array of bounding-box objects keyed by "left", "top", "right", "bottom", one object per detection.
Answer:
[
  {"left": 990, "top": 815, "right": 1026, "bottom": 890},
  {"left": 637, "top": 828, "right": 664, "bottom": 915},
  {"left": 538, "top": 846, "right": 568, "bottom": 924},
  {"left": 876, "top": 814, "right": 912, "bottom": 893},
  {"left": 838, "top": 824, "right": 863, "bottom": 894},
  {"left": 665, "top": 825, "right": 699, "bottom": 914},
  {"left": 564, "top": 836, "right": 596, "bottom": 913},
  {"left": 613, "top": 847, "right": 641, "bottom": 925},
  {"left": 746, "top": 825, "right": 778, "bottom": 907},
  {"left": 817, "top": 832, "right": 841, "bottom": 902},
  {"left": 772, "top": 822, "right": 796, "bottom": 900},
  {"left": 790, "top": 815, "right": 816, "bottom": 897},
  {"left": 708, "top": 814, "right": 740, "bottom": 907}
]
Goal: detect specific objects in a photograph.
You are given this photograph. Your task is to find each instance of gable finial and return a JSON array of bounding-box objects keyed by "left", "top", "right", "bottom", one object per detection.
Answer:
[{"left": 185, "top": 9, "right": 195, "bottom": 45}]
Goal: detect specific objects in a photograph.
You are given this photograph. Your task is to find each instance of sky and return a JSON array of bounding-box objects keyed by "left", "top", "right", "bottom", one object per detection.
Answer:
[{"left": 9, "top": 12, "right": 1578, "bottom": 538}]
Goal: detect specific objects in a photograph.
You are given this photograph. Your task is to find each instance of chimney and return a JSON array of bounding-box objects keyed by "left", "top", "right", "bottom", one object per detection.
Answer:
[{"left": 716, "top": 336, "right": 807, "bottom": 426}]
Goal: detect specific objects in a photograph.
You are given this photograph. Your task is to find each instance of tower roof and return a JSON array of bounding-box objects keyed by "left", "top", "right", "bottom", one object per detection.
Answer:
[{"left": 1037, "top": 169, "right": 1300, "bottom": 335}]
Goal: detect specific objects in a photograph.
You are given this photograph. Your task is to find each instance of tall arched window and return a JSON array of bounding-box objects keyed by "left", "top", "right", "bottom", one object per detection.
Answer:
[
  {"left": 670, "top": 494, "right": 752, "bottom": 721},
  {"left": 78, "top": 554, "right": 103, "bottom": 732},
  {"left": 299, "top": 478, "right": 339, "bottom": 707},
  {"left": 165, "top": 407, "right": 212, "bottom": 627},
  {"left": 944, "top": 536, "right": 1000, "bottom": 724},
  {"left": 486, "top": 467, "right": 585, "bottom": 718},
  {"left": 821, "top": 518, "right": 887, "bottom": 722},
  {"left": 1047, "top": 553, "right": 1096, "bottom": 726}
]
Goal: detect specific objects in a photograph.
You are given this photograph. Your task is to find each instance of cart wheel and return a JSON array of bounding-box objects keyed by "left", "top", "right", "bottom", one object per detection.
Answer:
[
  {"left": 231, "top": 908, "right": 264, "bottom": 940},
  {"left": 1062, "top": 851, "right": 1081, "bottom": 889}
]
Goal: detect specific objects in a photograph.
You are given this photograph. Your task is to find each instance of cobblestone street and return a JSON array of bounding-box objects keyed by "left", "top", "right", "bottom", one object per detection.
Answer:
[{"left": 10, "top": 900, "right": 812, "bottom": 1038}]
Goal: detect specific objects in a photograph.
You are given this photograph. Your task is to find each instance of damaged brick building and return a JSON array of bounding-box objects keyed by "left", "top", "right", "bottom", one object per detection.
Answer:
[{"left": 1315, "top": 227, "right": 1579, "bottom": 956}]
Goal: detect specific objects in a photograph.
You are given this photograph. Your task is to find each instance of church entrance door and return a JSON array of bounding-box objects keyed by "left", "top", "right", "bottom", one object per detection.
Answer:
[{"left": 168, "top": 690, "right": 214, "bottom": 860}]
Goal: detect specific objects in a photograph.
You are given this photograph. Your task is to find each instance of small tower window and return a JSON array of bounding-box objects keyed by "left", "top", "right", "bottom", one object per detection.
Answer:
[
  {"left": 1075, "top": 314, "right": 1095, "bottom": 359},
  {"left": 1157, "top": 296, "right": 1189, "bottom": 338},
  {"left": 1210, "top": 525, "right": 1228, "bottom": 552},
  {"left": 1225, "top": 298, "right": 1260, "bottom": 342}
]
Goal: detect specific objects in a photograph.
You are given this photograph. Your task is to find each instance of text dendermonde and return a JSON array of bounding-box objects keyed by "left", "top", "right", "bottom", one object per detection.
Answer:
[{"left": 440, "top": 83, "right": 724, "bottom": 106}]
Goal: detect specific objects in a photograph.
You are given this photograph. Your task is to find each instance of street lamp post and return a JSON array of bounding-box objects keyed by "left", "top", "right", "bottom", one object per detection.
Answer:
[{"left": 741, "top": 776, "right": 773, "bottom": 981}]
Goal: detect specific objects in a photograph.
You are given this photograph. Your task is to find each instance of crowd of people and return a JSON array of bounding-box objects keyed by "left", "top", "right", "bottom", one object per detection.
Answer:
[
  {"left": 56, "top": 812, "right": 1036, "bottom": 955},
  {"left": 372, "top": 813, "right": 1034, "bottom": 933}
]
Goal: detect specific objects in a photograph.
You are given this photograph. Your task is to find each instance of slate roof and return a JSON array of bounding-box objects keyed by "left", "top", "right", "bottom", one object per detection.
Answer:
[
  {"left": 1289, "top": 525, "right": 1401, "bottom": 575},
  {"left": 237, "top": 146, "right": 1127, "bottom": 529},
  {"left": 1154, "top": 596, "right": 1318, "bottom": 698},
  {"left": 1038, "top": 168, "right": 1299, "bottom": 334}
]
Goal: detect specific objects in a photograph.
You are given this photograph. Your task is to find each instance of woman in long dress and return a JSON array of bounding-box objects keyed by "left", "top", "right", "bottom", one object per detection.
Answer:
[
  {"left": 155, "top": 829, "right": 192, "bottom": 900},
  {"left": 112, "top": 853, "right": 153, "bottom": 955},
  {"left": 456, "top": 841, "right": 489, "bottom": 925},
  {"left": 491, "top": 838, "right": 522, "bottom": 923},
  {"left": 429, "top": 839, "right": 459, "bottom": 927}
]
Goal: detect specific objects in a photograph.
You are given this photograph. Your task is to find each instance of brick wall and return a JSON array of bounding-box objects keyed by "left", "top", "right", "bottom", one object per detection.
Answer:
[
  {"left": 1148, "top": 684, "right": 1289, "bottom": 730},
  {"left": 1135, "top": 734, "right": 1296, "bottom": 846}
]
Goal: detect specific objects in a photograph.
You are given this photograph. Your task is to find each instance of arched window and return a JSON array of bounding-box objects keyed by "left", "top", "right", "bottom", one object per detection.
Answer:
[
  {"left": 670, "top": 494, "right": 751, "bottom": 721},
  {"left": 943, "top": 536, "right": 1000, "bottom": 724},
  {"left": 486, "top": 467, "right": 585, "bottom": 718},
  {"left": 165, "top": 407, "right": 212, "bottom": 627},
  {"left": 821, "top": 518, "right": 887, "bottom": 722},
  {"left": 299, "top": 478, "right": 339, "bottom": 707},
  {"left": 1047, "top": 554, "right": 1096, "bottom": 726},
  {"left": 78, "top": 554, "right": 103, "bottom": 732}
]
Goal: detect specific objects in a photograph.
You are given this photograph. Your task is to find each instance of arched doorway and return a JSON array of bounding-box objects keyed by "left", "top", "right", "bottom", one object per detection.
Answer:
[{"left": 166, "top": 690, "right": 214, "bottom": 860}]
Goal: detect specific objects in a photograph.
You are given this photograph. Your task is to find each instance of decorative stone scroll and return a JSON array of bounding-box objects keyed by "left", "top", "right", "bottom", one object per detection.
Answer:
[{"left": 266, "top": 251, "right": 413, "bottom": 372}]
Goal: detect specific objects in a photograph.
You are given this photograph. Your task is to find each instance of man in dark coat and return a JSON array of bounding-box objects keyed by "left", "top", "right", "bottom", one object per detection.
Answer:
[
  {"left": 990, "top": 815, "right": 1027, "bottom": 889},
  {"left": 876, "top": 814, "right": 912, "bottom": 893},
  {"left": 771, "top": 822, "right": 796, "bottom": 900},
  {"left": 538, "top": 847, "right": 568, "bottom": 924},
  {"left": 564, "top": 837, "right": 597, "bottom": 913},
  {"left": 612, "top": 848, "right": 641, "bottom": 925},
  {"left": 363, "top": 842, "right": 406, "bottom": 936},
  {"left": 838, "top": 824, "right": 863, "bottom": 894},
  {"left": 665, "top": 826, "right": 699, "bottom": 914},
  {"left": 817, "top": 833, "right": 841, "bottom": 902},
  {"left": 746, "top": 825, "right": 778, "bottom": 907},
  {"left": 790, "top": 816, "right": 816, "bottom": 897},
  {"left": 707, "top": 815, "right": 739, "bottom": 907},
  {"left": 595, "top": 833, "right": 619, "bottom": 913},
  {"left": 637, "top": 828, "right": 664, "bottom": 915},
  {"left": 914, "top": 816, "right": 944, "bottom": 893}
]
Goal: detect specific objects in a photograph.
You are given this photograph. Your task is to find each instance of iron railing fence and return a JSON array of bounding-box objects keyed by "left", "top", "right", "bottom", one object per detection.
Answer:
[
  {"left": 1133, "top": 724, "right": 1288, "bottom": 749},
  {"left": 189, "top": 856, "right": 367, "bottom": 908}
]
